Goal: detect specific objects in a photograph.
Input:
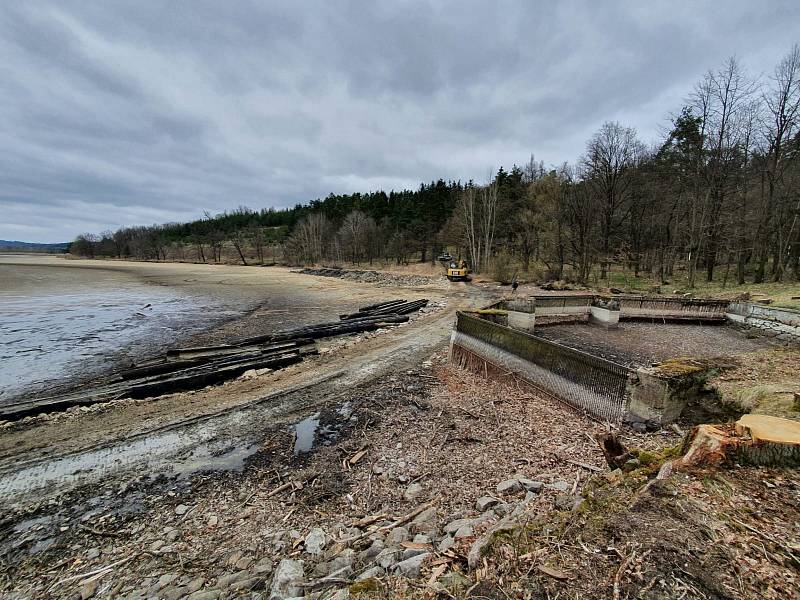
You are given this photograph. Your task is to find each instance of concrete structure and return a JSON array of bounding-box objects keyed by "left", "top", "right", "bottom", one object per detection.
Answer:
[{"left": 726, "top": 302, "right": 800, "bottom": 343}]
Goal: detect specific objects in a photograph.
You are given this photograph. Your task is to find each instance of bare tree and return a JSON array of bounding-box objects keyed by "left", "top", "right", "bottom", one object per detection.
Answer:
[
  {"left": 582, "top": 122, "right": 644, "bottom": 278},
  {"left": 758, "top": 44, "right": 800, "bottom": 281}
]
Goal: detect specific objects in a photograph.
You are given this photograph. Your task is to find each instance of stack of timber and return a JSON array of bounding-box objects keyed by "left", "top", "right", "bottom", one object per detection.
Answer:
[
  {"left": 339, "top": 298, "right": 429, "bottom": 320},
  {"left": 1, "top": 298, "right": 429, "bottom": 420}
]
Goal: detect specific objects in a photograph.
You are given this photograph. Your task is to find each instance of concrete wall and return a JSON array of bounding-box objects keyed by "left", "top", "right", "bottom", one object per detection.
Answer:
[
  {"left": 589, "top": 306, "right": 620, "bottom": 327},
  {"left": 726, "top": 302, "right": 800, "bottom": 343}
]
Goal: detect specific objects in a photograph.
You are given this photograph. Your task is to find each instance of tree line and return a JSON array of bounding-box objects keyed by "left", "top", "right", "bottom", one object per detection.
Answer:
[{"left": 72, "top": 45, "right": 800, "bottom": 287}]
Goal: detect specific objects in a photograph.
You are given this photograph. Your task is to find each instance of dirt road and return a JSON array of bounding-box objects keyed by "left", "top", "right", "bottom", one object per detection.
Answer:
[{"left": 0, "top": 260, "right": 486, "bottom": 507}]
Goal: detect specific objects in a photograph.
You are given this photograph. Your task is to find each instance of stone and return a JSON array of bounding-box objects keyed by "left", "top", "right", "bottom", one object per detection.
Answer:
[
  {"left": 410, "top": 507, "right": 438, "bottom": 534},
  {"left": 439, "top": 570, "right": 471, "bottom": 591},
  {"left": 80, "top": 579, "right": 99, "bottom": 599},
  {"left": 304, "top": 528, "right": 327, "bottom": 556},
  {"left": 235, "top": 556, "right": 254, "bottom": 570},
  {"left": 518, "top": 479, "right": 544, "bottom": 493},
  {"left": 386, "top": 526, "right": 410, "bottom": 545},
  {"left": 358, "top": 539, "right": 385, "bottom": 563},
  {"left": 269, "top": 559, "right": 304, "bottom": 600},
  {"left": 327, "top": 549, "right": 355, "bottom": 573},
  {"left": 375, "top": 548, "right": 401, "bottom": 569},
  {"left": 150, "top": 540, "right": 165, "bottom": 552},
  {"left": 217, "top": 571, "right": 250, "bottom": 589},
  {"left": 443, "top": 518, "right": 473, "bottom": 535},
  {"left": 187, "top": 591, "right": 220, "bottom": 600},
  {"left": 548, "top": 481, "right": 570, "bottom": 493},
  {"left": 253, "top": 558, "right": 273, "bottom": 575},
  {"left": 356, "top": 566, "right": 384, "bottom": 581},
  {"left": 230, "top": 578, "right": 259, "bottom": 592},
  {"left": 631, "top": 422, "right": 647, "bottom": 433},
  {"left": 86, "top": 547, "right": 100, "bottom": 560},
  {"left": 454, "top": 524, "right": 474, "bottom": 539},
  {"left": 157, "top": 573, "right": 178, "bottom": 589},
  {"left": 392, "top": 552, "right": 429, "bottom": 578},
  {"left": 475, "top": 496, "right": 500, "bottom": 512},
  {"left": 163, "top": 587, "right": 189, "bottom": 600},
  {"left": 207, "top": 515, "right": 219, "bottom": 527},
  {"left": 493, "top": 503, "right": 513, "bottom": 517},
  {"left": 174, "top": 504, "right": 190, "bottom": 515},
  {"left": 403, "top": 483, "right": 424, "bottom": 501},
  {"left": 495, "top": 479, "right": 522, "bottom": 494},
  {"left": 187, "top": 578, "right": 206, "bottom": 593},
  {"left": 166, "top": 529, "right": 181, "bottom": 542},
  {"left": 412, "top": 534, "right": 431, "bottom": 544},
  {"left": 437, "top": 536, "right": 455, "bottom": 553}
]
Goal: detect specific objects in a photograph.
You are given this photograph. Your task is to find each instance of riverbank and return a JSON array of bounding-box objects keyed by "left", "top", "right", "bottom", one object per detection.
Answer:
[{"left": 0, "top": 256, "right": 445, "bottom": 407}]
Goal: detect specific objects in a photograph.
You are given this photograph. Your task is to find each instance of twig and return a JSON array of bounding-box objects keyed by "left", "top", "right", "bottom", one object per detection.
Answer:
[
  {"left": 51, "top": 554, "right": 138, "bottom": 587},
  {"left": 613, "top": 549, "right": 636, "bottom": 600},
  {"left": 80, "top": 524, "right": 120, "bottom": 538}
]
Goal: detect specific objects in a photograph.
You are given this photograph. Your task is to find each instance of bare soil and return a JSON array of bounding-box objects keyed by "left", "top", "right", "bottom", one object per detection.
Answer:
[{"left": 532, "top": 321, "right": 775, "bottom": 368}]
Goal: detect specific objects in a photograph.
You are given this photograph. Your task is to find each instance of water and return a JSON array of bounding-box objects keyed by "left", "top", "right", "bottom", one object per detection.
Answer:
[{"left": 0, "top": 261, "right": 225, "bottom": 404}]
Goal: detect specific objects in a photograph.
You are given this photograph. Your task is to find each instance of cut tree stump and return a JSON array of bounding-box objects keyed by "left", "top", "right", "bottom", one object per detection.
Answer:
[{"left": 681, "top": 415, "right": 800, "bottom": 468}]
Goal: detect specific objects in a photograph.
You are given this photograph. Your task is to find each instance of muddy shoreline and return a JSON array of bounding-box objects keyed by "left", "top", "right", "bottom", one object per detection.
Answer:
[{"left": 1, "top": 256, "right": 443, "bottom": 409}]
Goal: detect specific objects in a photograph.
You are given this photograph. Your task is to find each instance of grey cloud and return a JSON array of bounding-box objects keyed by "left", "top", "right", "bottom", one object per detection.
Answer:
[{"left": 0, "top": 1, "right": 798, "bottom": 242}]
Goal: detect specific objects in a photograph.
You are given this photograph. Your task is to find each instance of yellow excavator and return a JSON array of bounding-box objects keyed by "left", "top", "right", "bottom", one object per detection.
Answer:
[{"left": 446, "top": 259, "right": 471, "bottom": 282}]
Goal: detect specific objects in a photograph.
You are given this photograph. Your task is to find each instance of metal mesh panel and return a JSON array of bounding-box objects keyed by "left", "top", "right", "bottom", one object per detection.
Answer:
[
  {"left": 453, "top": 312, "right": 631, "bottom": 422},
  {"left": 617, "top": 296, "right": 728, "bottom": 319}
]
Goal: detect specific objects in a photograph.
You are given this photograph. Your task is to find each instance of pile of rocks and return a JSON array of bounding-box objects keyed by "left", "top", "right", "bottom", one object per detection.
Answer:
[
  {"left": 298, "top": 268, "right": 448, "bottom": 289},
  {"left": 154, "top": 475, "right": 577, "bottom": 600}
]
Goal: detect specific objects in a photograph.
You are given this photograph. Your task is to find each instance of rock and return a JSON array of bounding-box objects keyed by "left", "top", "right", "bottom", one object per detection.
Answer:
[
  {"left": 207, "top": 515, "right": 219, "bottom": 527},
  {"left": 217, "top": 571, "right": 250, "bottom": 589},
  {"left": 454, "top": 524, "right": 474, "bottom": 539},
  {"left": 86, "top": 547, "right": 100, "bottom": 560},
  {"left": 150, "top": 540, "right": 165, "bottom": 552},
  {"left": 187, "top": 591, "right": 220, "bottom": 600},
  {"left": 304, "top": 528, "right": 327, "bottom": 556},
  {"left": 356, "top": 566, "right": 384, "bottom": 581},
  {"left": 392, "top": 552, "right": 429, "bottom": 578},
  {"left": 166, "top": 529, "right": 181, "bottom": 542},
  {"left": 467, "top": 518, "right": 517, "bottom": 570},
  {"left": 253, "top": 558, "right": 274, "bottom": 575},
  {"left": 548, "top": 481, "right": 570, "bottom": 493},
  {"left": 80, "top": 579, "right": 99, "bottom": 599},
  {"left": 157, "top": 573, "right": 178, "bottom": 589},
  {"left": 412, "top": 534, "right": 431, "bottom": 544},
  {"left": 631, "top": 421, "right": 647, "bottom": 433},
  {"left": 358, "top": 539, "right": 385, "bottom": 563},
  {"left": 174, "top": 504, "right": 190, "bottom": 515},
  {"left": 163, "top": 587, "right": 190, "bottom": 600},
  {"left": 404, "top": 483, "right": 424, "bottom": 501},
  {"left": 235, "top": 556, "right": 254, "bottom": 570},
  {"left": 493, "top": 503, "right": 513, "bottom": 517},
  {"left": 269, "top": 559, "right": 304, "bottom": 599},
  {"left": 230, "top": 578, "right": 259, "bottom": 592},
  {"left": 386, "top": 526, "right": 410, "bottom": 545},
  {"left": 375, "top": 548, "right": 401, "bottom": 569},
  {"left": 410, "top": 507, "right": 438, "bottom": 533},
  {"left": 187, "top": 578, "right": 206, "bottom": 593},
  {"left": 437, "top": 536, "right": 455, "bottom": 553},
  {"left": 496, "top": 479, "right": 522, "bottom": 494},
  {"left": 518, "top": 478, "right": 544, "bottom": 493},
  {"left": 444, "top": 518, "right": 473, "bottom": 535},
  {"left": 439, "top": 570, "right": 471, "bottom": 591},
  {"left": 475, "top": 496, "right": 500, "bottom": 512},
  {"left": 327, "top": 549, "right": 355, "bottom": 573}
]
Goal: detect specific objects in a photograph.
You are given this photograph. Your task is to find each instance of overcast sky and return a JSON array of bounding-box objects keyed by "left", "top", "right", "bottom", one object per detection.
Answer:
[{"left": 1, "top": 1, "right": 798, "bottom": 242}]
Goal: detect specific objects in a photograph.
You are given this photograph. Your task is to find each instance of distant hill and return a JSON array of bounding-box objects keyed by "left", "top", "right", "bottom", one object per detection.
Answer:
[{"left": 0, "top": 239, "right": 69, "bottom": 252}]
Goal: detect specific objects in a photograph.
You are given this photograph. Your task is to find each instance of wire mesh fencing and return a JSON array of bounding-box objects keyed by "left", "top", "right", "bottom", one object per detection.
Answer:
[{"left": 452, "top": 311, "right": 632, "bottom": 422}]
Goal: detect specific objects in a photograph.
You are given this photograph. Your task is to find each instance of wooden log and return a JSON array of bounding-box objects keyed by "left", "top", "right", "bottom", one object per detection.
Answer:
[{"left": 125, "top": 352, "right": 302, "bottom": 399}]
